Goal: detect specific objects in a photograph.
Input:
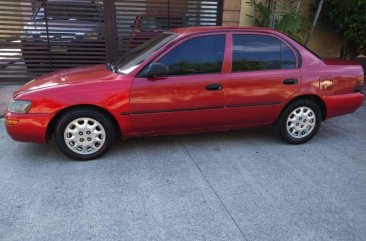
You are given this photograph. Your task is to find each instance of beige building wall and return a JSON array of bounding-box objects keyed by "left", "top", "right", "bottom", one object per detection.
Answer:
[
  {"left": 300, "top": 0, "right": 342, "bottom": 58},
  {"left": 222, "top": 0, "right": 241, "bottom": 26},
  {"left": 233, "top": 0, "right": 343, "bottom": 58}
]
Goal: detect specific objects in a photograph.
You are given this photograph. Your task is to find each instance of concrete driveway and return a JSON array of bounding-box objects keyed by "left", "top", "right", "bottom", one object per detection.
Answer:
[{"left": 0, "top": 103, "right": 365, "bottom": 241}]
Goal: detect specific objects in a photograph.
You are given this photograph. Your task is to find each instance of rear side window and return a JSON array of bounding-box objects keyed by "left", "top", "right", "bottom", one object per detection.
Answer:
[
  {"left": 158, "top": 35, "right": 226, "bottom": 76},
  {"left": 232, "top": 34, "right": 296, "bottom": 72}
]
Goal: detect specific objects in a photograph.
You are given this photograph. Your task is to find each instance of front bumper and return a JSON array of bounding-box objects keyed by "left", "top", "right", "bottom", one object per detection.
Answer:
[
  {"left": 323, "top": 92, "right": 365, "bottom": 119},
  {"left": 4, "top": 111, "right": 53, "bottom": 144}
]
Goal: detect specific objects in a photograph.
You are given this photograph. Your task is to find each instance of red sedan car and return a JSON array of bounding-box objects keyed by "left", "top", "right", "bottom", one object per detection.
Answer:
[{"left": 5, "top": 27, "right": 365, "bottom": 160}]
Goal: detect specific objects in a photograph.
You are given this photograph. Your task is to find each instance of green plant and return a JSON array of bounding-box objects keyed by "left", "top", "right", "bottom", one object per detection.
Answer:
[
  {"left": 247, "top": 0, "right": 270, "bottom": 27},
  {"left": 316, "top": 0, "right": 366, "bottom": 59},
  {"left": 247, "top": 0, "right": 307, "bottom": 41}
]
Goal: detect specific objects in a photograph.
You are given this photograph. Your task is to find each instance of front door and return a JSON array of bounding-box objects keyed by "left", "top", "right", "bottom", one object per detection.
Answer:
[
  {"left": 225, "top": 33, "right": 301, "bottom": 125},
  {"left": 129, "top": 34, "right": 227, "bottom": 133}
]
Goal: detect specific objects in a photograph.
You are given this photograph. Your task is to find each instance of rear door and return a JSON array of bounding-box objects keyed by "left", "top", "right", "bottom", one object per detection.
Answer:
[
  {"left": 225, "top": 33, "right": 301, "bottom": 125},
  {"left": 129, "top": 34, "right": 228, "bottom": 133}
]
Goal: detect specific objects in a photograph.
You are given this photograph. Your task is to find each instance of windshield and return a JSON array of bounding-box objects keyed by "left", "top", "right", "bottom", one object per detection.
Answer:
[
  {"left": 140, "top": 16, "right": 187, "bottom": 31},
  {"left": 113, "top": 33, "right": 177, "bottom": 74},
  {"left": 35, "top": 3, "right": 101, "bottom": 21}
]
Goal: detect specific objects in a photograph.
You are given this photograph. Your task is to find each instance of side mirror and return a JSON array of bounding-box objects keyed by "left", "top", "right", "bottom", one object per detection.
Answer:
[{"left": 144, "top": 63, "right": 169, "bottom": 78}]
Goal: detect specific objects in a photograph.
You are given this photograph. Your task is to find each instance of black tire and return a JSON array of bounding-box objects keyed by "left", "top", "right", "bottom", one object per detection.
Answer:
[
  {"left": 274, "top": 99, "right": 322, "bottom": 144},
  {"left": 55, "top": 108, "right": 116, "bottom": 160}
]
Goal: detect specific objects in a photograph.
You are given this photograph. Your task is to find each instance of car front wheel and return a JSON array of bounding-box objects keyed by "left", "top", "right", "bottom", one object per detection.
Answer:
[
  {"left": 55, "top": 108, "right": 116, "bottom": 160},
  {"left": 275, "top": 100, "right": 322, "bottom": 144}
]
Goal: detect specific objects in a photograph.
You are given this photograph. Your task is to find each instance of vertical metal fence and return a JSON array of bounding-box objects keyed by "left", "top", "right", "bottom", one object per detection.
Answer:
[{"left": 0, "top": 0, "right": 223, "bottom": 83}]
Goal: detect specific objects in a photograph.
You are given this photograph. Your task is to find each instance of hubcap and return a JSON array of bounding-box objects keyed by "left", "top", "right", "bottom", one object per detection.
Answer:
[
  {"left": 286, "top": 107, "right": 316, "bottom": 139},
  {"left": 64, "top": 117, "right": 106, "bottom": 155}
]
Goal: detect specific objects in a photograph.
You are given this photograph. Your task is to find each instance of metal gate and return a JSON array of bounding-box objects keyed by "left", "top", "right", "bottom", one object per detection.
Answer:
[{"left": 0, "top": 0, "right": 223, "bottom": 83}]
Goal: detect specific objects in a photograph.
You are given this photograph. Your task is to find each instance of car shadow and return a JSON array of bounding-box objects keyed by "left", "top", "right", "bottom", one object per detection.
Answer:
[
  {"left": 113, "top": 127, "right": 280, "bottom": 152},
  {"left": 19, "top": 123, "right": 345, "bottom": 163}
]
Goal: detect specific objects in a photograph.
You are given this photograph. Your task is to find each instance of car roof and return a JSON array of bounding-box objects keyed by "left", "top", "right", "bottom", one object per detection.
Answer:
[{"left": 168, "top": 26, "right": 280, "bottom": 35}]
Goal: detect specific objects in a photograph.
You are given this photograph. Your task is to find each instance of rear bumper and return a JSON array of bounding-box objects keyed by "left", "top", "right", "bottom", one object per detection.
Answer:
[
  {"left": 4, "top": 111, "right": 52, "bottom": 144},
  {"left": 323, "top": 93, "right": 365, "bottom": 119}
]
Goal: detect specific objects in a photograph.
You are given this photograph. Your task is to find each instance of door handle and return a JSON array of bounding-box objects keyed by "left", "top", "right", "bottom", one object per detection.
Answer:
[
  {"left": 282, "top": 78, "right": 298, "bottom": 85},
  {"left": 206, "top": 83, "right": 223, "bottom": 91}
]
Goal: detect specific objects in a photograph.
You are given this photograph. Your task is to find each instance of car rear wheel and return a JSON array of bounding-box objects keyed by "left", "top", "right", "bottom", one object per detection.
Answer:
[
  {"left": 275, "top": 100, "right": 322, "bottom": 144},
  {"left": 55, "top": 108, "right": 115, "bottom": 160}
]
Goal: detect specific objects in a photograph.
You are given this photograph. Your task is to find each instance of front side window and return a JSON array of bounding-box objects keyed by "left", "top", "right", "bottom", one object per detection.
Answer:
[
  {"left": 158, "top": 35, "right": 226, "bottom": 76},
  {"left": 232, "top": 34, "right": 296, "bottom": 72}
]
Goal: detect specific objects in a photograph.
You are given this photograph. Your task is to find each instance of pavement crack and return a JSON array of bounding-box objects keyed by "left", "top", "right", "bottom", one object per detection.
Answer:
[{"left": 178, "top": 137, "right": 249, "bottom": 241}]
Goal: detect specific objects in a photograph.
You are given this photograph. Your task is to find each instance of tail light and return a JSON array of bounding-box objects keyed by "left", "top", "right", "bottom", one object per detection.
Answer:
[{"left": 354, "top": 75, "right": 365, "bottom": 93}]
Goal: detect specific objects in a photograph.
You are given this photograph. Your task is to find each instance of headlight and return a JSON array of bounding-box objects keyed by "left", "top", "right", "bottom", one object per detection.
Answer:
[{"left": 8, "top": 100, "right": 32, "bottom": 114}]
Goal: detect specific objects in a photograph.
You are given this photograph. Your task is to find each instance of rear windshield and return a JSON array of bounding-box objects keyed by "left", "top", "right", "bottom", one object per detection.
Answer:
[{"left": 292, "top": 38, "right": 322, "bottom": 60}]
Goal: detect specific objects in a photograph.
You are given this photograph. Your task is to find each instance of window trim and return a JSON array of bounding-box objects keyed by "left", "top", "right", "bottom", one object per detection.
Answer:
[
  {"left": 136, "top": 32, "right": 229, "bottom": 78},
  {"left": 229, "top": 32, "right": 300, "bottom": 73}
]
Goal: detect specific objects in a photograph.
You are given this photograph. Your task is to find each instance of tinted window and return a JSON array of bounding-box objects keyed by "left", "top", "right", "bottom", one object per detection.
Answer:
[
  {"left": 281, "top": 43, "right": 297, "bottom": 69},
  {"left": 158, "top": 35, "right": 226, "bottom": 76},
  {"left": 232, "top": 35, "right": 296, "bottom": 72}
]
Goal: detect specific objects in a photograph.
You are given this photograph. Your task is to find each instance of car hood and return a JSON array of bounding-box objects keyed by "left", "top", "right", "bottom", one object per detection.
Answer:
[{"left": 14, "top": 64, "right": 118, "bottom": 97}]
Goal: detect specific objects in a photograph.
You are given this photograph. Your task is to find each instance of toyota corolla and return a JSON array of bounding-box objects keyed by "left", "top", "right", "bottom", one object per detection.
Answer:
[{"left": 5, "top": 27, "right": 365, "bottom": 160}]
